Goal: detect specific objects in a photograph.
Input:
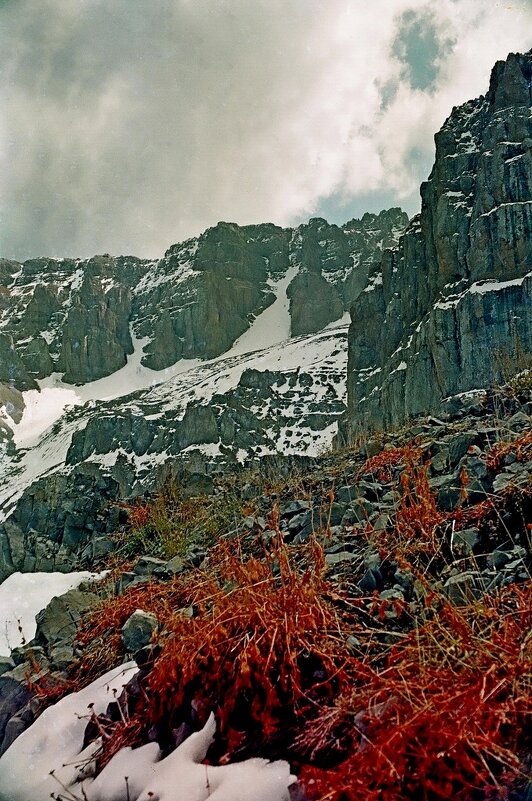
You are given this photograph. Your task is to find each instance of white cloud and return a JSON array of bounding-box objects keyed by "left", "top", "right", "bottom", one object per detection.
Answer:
[{"left": 1, "top": 0, "right": 531, "bottom": 259}]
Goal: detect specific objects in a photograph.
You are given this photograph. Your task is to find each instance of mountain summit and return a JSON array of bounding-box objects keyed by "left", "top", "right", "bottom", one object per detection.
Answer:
[{"left": 342, "top": 49, "right": 532, "bottom": 437}]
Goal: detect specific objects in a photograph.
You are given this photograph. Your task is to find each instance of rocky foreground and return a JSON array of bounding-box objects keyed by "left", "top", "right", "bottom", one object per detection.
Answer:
[{"left": 0, "top": 377, "right": 530, "bottom": 800}]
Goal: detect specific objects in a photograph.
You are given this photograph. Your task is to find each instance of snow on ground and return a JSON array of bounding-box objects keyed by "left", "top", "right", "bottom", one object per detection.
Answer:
[
  {"left": 0, "top": 664, "right": 295, "bottom": 801},
  {"left": 0, "top": 571, "right": 103, "bottom": 655},
  {"left": 0, "top": 663, "right": 137, "bottom": 801},
  {"left": 325, "top": 311, "right": 350, "bottom": 329},
  {"left": 36, "top": 335, "right": 202, "bottom": 414},
  {"left": 228, "top": 265, "right": 298, "bottom": 357},
  {"left": 146, "top": 319, "right": 349, "bottom": 415},
  {"left": 8, "top": 267, "right": 300, "bottom": 452},
  {"left": 435, "top": 270, "right": 532, "bottom": 309},
  {"left": 11, "top": 387, "right": 81, "bottom": 448},
  {"left": 0, "top": 409, "right": 85, "bottom": 524}
]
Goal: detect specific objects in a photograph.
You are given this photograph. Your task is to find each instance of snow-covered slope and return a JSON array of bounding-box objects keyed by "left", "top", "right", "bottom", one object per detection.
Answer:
[
  {"left": 0, "top": 263, "right": 349, "bottom": 583},
  {"left": 0, "top": 211, "right": 408, "bottom": 580},
  {"left": 0, "top": 311, "right": 348, "bottom": 524}
]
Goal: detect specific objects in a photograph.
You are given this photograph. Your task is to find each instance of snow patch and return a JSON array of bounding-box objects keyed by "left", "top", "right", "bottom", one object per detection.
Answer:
[
  {"left": 0, "top": 666, "right": 295, "bottom": 801},
  {"left": 227, "top": 265, "right": 298, "bottom": 357},
  {"left": 13, "top": 388, "right": 82, "bottom": 448},
  {"left": 0, "top": 571, "right": 104, "bottom": 656}
]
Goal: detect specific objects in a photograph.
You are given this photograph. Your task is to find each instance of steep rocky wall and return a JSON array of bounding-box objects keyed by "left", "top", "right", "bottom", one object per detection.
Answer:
[
  {"left": 342, "top": 49, "right": 532, "bottom": 437},
  {"left": 0, "top": 213, "right": 407, "bottom": 389},
  {"left": 287, "top": 210, "right": 408, "bottom": 335}
]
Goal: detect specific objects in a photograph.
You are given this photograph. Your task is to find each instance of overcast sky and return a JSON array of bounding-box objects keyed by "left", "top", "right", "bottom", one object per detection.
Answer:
[{"left": 1, "top": 0, "right": 531, "bottom": 261}]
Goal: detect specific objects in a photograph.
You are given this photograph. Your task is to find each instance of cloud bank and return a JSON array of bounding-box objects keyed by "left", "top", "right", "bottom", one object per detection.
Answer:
[{"left": 1, "top": 0, "right": 531, "bottom": 260}]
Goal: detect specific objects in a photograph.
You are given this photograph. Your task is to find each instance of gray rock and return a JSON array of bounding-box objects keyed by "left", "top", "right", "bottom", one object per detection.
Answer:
[
  {"left": 49, "top": 644, "right": 76, "bottom": 671},
  {"left": 280, "top": 500, "right": 311, "bottom": 518},
  {"left": 447, "top": 433, "right": 479, "bottom": 467},
  {"left": 34, "top": 589, "right": 99, "bottom": 648},
  {"left": 346, "top": 636, "right": 361, "bottom": 653},
  {"left": 117, "top": 572, "right": 143, "bottom": 593},
  {"left": 81, "top": 535, "right": 115, "bottom": 563},
  {"left": 358, "top": 569, "right": 379, "bottom": 593},
  {"left": 429, "top": 474, "right": 461, "bottom": 511},
  {"left": 443, "top": 572, "right": 488, "bottom": 605},
  {"left": 0, "top": 658, "right": 14, "bottom": 678},
  {"left": 0, "top": 664, "right": 43, "bottom": 753},
  {"left": 488, "top": 550, "right": 512, "bottom": 569},
  {"left": 341, "top": 49, "right": 532, "bottom": 438},
  {"left": 10, "top": 645, "right": 48, "bottom": 668},
  {"left": 122, "top": 610, "right": 158, "bottom": 653},
  {"left": 165, "top": 555, "right": 185, "bottom": 575},
  {"left": 452, "top": 527, "right": 480, "bottom": 554},
  {"left": 325, "top": 551, "right": 357, "bottom": 566},
  {"left": 133, "top": 556, "right": 167, "bottom": 576},
  {"left": 508, "top": 411, "right": 530, "bottom": 430},
  {"left": 379, "top": 588, "right": 404, "bottom": 601}
]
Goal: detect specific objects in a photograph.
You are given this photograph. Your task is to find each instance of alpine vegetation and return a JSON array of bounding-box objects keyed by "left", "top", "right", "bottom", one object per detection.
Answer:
[{"left": 0, "top": 46, "right": 530, "bottom": 801}]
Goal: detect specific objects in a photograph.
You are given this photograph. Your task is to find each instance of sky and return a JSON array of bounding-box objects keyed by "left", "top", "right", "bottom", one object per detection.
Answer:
[{"left": 1, "top": 0, "right": 531, "bottom": 261}]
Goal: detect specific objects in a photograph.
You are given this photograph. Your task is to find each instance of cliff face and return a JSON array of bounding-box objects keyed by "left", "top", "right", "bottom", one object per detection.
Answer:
[
  {"left": 0, "top": 211, "right": 407, "bottom": 389},
  {"left": 0, "top": 209, "right": 409, "bottom": 581},
  {"left": 343, "top": 50, "right": 532, "bottom": 437}
]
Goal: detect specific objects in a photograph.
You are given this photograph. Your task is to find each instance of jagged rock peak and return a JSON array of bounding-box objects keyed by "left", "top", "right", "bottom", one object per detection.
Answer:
[
  {"left": 0, "top": 213, "right": 407, "bottom": 389},
  {"left": 342, "top": 48, "right": 532, "bottom": 438}
]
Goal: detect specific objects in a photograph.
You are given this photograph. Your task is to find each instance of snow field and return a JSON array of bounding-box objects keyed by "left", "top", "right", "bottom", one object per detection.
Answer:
[
  {"left": 0, "top": 664, "right": 295, "bottom": 801},
  {"left": 0, "top": 571, "right": 105, "bottom": 655}
]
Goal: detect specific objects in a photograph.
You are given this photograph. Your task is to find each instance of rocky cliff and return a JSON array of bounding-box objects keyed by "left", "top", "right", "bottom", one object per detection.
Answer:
[
  {"left": 342, "top": 49, "right": 532, "bottom": 438},
  {"left": 0, "top": 210, "right": 406, "bottom": 390},
  {"left": 0, "top": 208, "right": 406, "bottom": 579}
]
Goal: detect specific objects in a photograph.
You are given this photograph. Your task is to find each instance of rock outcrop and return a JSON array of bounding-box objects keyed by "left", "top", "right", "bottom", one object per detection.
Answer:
[
  {"left": 342, "top": 49, "right": 532, "bottom": 437},
  {"left": 0, "top": 324, "right": 348, "bottom": 580},
  {"left": 287, "top": 211, "right": 407, "bottom": 335},
  {"left": 0, "top": 213, "right": 407, "bottom": 389}
]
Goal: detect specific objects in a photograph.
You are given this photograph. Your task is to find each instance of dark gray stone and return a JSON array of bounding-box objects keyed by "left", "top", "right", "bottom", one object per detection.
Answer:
[
  {"left": 34, "top": 589, "right": 99, "bottom": 648},
  {"left": 325, "top": 551, "right": 357, "bottom": 566},
  {"left": 133, "top": 556, "right": 167, "bottom": 576},
  {"left": 342, "top": 49, "right": 532, "bottom": 438},
  {"left": 122, "top": 610, "right": 158, "bottom": 654},
  {"left": 0, "top": 658, "right": 14, "bottom": 678},
  {"left": 452, "top": 527, "right": 480, "bottom": 554}
]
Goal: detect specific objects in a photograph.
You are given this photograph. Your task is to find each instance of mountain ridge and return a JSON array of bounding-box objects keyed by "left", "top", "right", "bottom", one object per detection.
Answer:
[{"left": 342, "top": 48, "right": 532, "bottom": 437}]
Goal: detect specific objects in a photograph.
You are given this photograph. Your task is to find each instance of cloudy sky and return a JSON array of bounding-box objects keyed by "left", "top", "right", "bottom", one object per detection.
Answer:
[{"left": 1, "top": 0, "right": 531, "bottom": 261}]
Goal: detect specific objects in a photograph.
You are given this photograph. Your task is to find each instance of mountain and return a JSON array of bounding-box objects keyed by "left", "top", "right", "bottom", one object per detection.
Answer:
[
  {"left": 341, "top": 49, "right": 532, "bottom": 438},
  {"left": 1, "top": 48, "right": 531, "bottom": 583},
  {"left": 0, "top": 210, "right": 407, "bottom": 580},
  {"left": 0, "top": 47, "right": 531, "bottom": 801},
  {"left": 0, "top": 210, "right": 406, "bottom": 389}
]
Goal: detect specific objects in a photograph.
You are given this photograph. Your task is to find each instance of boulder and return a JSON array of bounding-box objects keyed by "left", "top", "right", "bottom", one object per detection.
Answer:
[{"left": 122, "top": 610, "right": 158, "bottom": 654}]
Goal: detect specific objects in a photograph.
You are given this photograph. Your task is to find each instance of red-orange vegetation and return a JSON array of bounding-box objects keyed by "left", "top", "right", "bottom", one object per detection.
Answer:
[
  {"left": 143, "top": 539, "right": 354, "bottom": 761},
  {"left": 117, "top": 500, "right": 151, "bottom": 529},
  {"left": 68, "top": 451, "right": 531, "bottom": 798},
  {"left": 299, "top": 582, "right": 532, "bottom": 801},
  {"left": 75, "top": 535, "right": 531, "bottom": 800},
  {"left": 365, "top": 461, "right": 446, "bottom": 567},
  {"left": 485, "top": 430, "right": 532, "bottom": 472},
  {"left": 359, "top": 445, "right": 423, "bottom": 483}
]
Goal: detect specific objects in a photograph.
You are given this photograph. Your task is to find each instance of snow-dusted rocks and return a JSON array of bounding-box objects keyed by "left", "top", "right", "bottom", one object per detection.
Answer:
[
  {"left": 0, "top": 318, "right": 349, "bottom": 581},
  {"left": 0, "top": 570, "right": 101, "bottom": 656},
  {"left": 343, "top": 48, "right": 532, "bottom": 437},
  {"left": 0, "top": 664, "right": 296, "bottom": 801},
  {"left": 0, "top": 212, "right": 407, "bottom": 393}
]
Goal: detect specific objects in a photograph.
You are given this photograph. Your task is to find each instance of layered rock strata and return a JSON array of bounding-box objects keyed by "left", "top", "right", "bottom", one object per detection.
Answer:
[{"left": 343, "top": 49, "right": 532, "bottom": 436}]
